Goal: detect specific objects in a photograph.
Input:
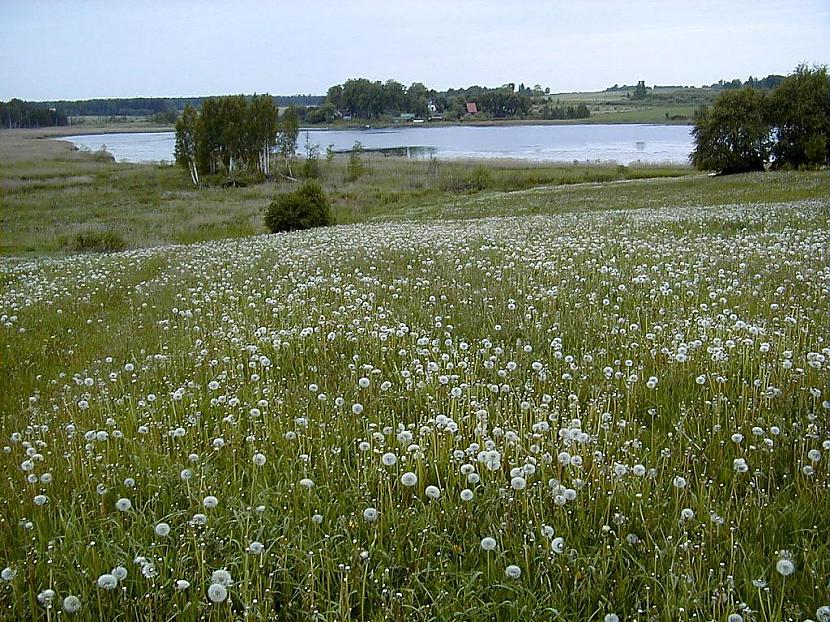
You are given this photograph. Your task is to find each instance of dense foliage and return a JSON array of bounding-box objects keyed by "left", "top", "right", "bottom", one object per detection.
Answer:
[
  {"left": 0, "top": 99, "right": 67, "bottom": 128},
  {"left": 324, "top": 78, "right": 540, "bottom": 121},
  {"left": 691, "top": 65, "right": 829, "bottom": 173},
  {"left": 35, "top": 95, "right": 324, "bottom": 118},
  {"left": 690, "top": 89, "right": 771, "bottom": 174},
  {"left": 264, "top": 180, "right": 332, "bottom": 233},
  {"left": 175, "top": 95, "right": 291, "bottom": 184}
]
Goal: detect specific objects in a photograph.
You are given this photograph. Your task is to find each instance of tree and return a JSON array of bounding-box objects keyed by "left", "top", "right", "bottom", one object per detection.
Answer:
[
  {"left": 633, "top": 81, "right": 648, "bottom": 99},
  {"left": 769, "top": 64, "right": 829, "bottom": 169},
  {"left": 277, "top": 106, "right": 300, "bottom": 177},
  {"left": 174, "top": 104, "right": 200, "bottom": 186},
  {"left": 690, "top": 88, "right": 771, "bottom": 174},
  {"left": 249, "top": 94, "right": 278, "bottom": 176}
]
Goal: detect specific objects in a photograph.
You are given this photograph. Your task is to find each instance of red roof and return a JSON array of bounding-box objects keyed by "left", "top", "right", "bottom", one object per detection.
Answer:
[{"left": 465, "top": 102, "right": 478, "bottom": 114}]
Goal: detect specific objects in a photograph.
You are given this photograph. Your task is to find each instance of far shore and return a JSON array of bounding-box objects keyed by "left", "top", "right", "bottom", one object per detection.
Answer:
[{"left": 5, "top": 115, "right": 693, "bottom": 142}]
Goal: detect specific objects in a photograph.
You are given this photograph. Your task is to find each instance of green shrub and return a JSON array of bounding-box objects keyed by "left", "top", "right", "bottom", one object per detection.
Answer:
[
  {"left": 264, "top": 181, "right": 332, "bottom": 233},
  {"left": 67, "top": 229, "right": 127, "bottom": 253}
]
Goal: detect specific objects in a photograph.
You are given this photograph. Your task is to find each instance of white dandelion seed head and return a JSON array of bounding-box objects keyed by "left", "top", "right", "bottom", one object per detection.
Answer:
[
  {"left": 210, "top": 569, "right": 233, "bottom": 586},
  {"left": 363, "top": 507, "right": 378, "bottom": 522},
  {"left": 207, "top": 583, "right": 227, "bottom": 603},
  {"left": 425, "top": 485, "right": 441, "bottom": 500},
  {"left": 400, "top": 472, "right": 417, "bottom": 487},
  {"left": 248, "top": 541, "right": 264, "bottom": 554},
  {"left": 776, "top": 558, "right": 795, "bottom": 577},
  {"left": 175, "top": 580, "right": 190, "bottom": 591},
  {"left": 96, "top": 573, "right": 118, "bottom": 590},
  {"left": 62, "top": 595, "right": 81, "bottom": 614},
  {"left": 505, "top": 564, "right": 522, "bottom": 579},
  {"left": 154, "top": 522, "right": 171, "bottom": 537},
  {"left": 115, "top": 498, "right": 132, "bottom": 512},
  {"left": 203, "top": 495, "right": 219, "bottom": 509},
  {"left": 480, "top": 537, "right": 497, "bottom": 551}
]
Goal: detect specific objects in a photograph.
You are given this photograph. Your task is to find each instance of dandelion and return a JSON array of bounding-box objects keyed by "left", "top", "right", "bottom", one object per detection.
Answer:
[
  {"left": 154, "top": 522, "right": 171, "bottom": 537},
  {"left": 727, "top": 615, "right": 743, "bottom": 622},
  {"left": 62, "top": 595, "right": 81, "bottom": 614},
  {"left": 252, "top": 452, "right": 267, "bottom": 466},
  {"left": 210, "top": 569, "right": 233, "bottom": 586},
  {"left": 175, "top": 580, "right": 190, "bottom": 591},
  {"left": 207, "top": 583, "right": 227, "bottom": 603},
  {"left": 505, "top": 564, "right": 522, "bottom": 579},
  {"left": 97, "top": 573, "right": 118, "bottom": 590},
  {"left": 1, "top": 567, "right": 15, "bottom": 581},
  {"left": 363, "top": 507, "right": 378, "bottom": 522},
  {"left": 381, "top": 452, "right": 397, "bottom": 466},
  {"left": 299, "top": 478, "right": 314, "bottom": 489},
  {"left": 733, "top": 458, "right": 749, "bottom": 473},
  {"left": 510, "top": 476, "right": 527, "bottom": 490},
  {"left": 203, "top": 495, "right": 219, "bottom": 509},
  {"left": 816, "top": 605, "right": 830, "bottom": 622},
  {"left": 37, "top": 589, "right": 56, "bottom": 606},
  {"left": 680, "top": 508, "right": 695, "bottom": 521},
  {"left": 480, "top": 537, "right": 497, "bottom": 551},
  {"left": 33, "top": 494, "right": 48, "bottom": 506},
  {"left": 425, "top": 485, "right": 441, "bottom": 500},
  {"left": 776, "top": 557, "right": 795, "bottom": 577},
  {"left": 115, "top": 497, "right": 132, "bottom": 511},
  {"left": 551, "top": 537, "right": 565, "bottom": 554},
  {"left": 460, "top": 488, "right": 474, "bottom": 501},
  {"left": 352, "top": 403, "right": 364, "bottom": 415},
  {"left": 400, "top": 472, "right": 417, "bottom": 487},
  {"left": 112, "top": 566, "right": 128, "bottom": 581},
  {"left": 604, "top": 614, "right": 620, "bottom": 622},
  {"left": 248, "top": 541, "right": 264, "bottom": 554},
  {"left": 672, "top": 476, "right": 687, "bottom": 489}
]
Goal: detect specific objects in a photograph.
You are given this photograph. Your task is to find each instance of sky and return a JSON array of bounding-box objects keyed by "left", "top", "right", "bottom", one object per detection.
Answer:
[{"left": 1, "top": 0, "right": 828, "bottom": 101}]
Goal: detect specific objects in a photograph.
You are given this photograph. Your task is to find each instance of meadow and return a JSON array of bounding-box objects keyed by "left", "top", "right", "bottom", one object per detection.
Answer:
[{"left": 0, "top": 132, "right": 829, "bottom": 621}]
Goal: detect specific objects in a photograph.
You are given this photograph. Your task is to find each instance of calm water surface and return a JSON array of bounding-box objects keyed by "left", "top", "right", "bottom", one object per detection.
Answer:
[{"left": 62, "top": 124, "right": 693, "bottom": 165}]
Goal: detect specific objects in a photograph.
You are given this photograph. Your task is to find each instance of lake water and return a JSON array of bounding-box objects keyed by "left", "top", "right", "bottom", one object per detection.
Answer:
[{"left": 61, "top": 124, "right": 693, "bottom": 165}]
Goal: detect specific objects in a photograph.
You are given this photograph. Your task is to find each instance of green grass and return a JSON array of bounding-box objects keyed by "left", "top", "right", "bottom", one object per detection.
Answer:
[
  {"left": 1, "top": 127, "right": 829, "bottom": 620},
  {"left": 0, "top": 193, "right": 827, "bottom": 620},
  {"left": 1, "top": 131, "right": 702, "bottom": 255}
]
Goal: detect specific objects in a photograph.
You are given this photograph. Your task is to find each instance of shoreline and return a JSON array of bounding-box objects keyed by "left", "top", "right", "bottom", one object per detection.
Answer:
[{"left": 8, "top": 117, "right": 692, "bottom": 141}]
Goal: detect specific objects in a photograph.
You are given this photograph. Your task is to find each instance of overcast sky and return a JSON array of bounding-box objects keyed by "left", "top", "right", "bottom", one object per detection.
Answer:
[{"left": 1, "top": 0, "right": 828, "bottom": 100}]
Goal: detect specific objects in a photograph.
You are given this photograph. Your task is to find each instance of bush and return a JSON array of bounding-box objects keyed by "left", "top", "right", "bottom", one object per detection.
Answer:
[
  {"left": 264, "top": 181, "right": 332, "bottom": 233},
  {"left": 67, "top": 229, "right": 127, "bottom": 253}
]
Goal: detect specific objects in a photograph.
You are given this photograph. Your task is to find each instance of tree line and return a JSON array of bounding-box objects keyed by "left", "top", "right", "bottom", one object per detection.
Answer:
[
  {"left": 1, "top": 99, "right": 68, "bottom": 128},
  {"left": 33, "top": 95, "right": 323, "bottom": 118},
  {"left": 322, "top": 79, "right": 542, "bottom": 120},
  {"left": 691, "top": 64, "right": 829, "bottom": 174},
  {"left": 174, "top": 95, "right": 299, "bottom": 185}
]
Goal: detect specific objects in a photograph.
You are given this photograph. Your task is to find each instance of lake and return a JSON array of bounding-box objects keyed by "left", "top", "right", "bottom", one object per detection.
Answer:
[{"left": 61, "top": 124, "right": 693, "bottom": 165}]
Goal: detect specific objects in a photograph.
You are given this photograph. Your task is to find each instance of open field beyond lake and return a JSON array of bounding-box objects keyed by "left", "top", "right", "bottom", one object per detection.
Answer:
[{"left": 1, "top": 129, "right": 829, "bottom": 621}]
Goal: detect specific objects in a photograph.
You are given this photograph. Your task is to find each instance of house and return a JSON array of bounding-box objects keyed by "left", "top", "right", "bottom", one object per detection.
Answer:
[{"left": 465, "top": 102, "right": 478, "bottom": 114}]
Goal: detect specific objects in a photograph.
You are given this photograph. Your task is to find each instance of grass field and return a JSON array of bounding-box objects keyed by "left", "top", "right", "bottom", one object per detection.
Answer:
[{"left": 0, "top": 129, "right": 828, "bottom": 621}]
